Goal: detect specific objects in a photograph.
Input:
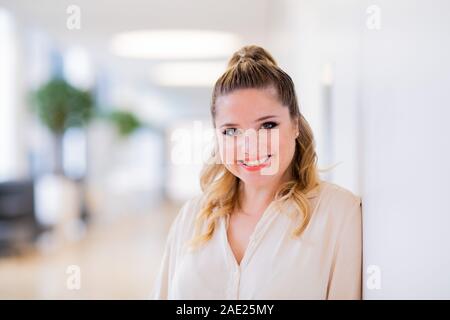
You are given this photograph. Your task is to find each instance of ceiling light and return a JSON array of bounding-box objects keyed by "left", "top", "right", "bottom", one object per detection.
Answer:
[
  {"left": 150, "top": 61, "right": 227, "bottom": 87},
  {"left": 110, "top": 29, "right": 242, "bottom": 59}
]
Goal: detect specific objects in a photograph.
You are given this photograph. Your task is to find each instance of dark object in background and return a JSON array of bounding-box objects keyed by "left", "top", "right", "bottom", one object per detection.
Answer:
[{"left": 0, "top": 180, "right": 42, "bottom": 256}]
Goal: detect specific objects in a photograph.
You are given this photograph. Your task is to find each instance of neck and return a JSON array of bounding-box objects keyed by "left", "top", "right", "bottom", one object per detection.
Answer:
[{"left": 237, "top": 165, "right": 293, "bottom": 217}]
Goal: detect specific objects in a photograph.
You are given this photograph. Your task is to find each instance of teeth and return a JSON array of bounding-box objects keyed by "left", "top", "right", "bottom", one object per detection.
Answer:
[{"left": 241, "top": 155, "right": 270, "bottom": 167}]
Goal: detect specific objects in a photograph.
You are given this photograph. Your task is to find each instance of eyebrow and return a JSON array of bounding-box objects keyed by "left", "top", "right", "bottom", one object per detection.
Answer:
[{"left": 219, "top": 115, "right": 278, "bottom": 128}]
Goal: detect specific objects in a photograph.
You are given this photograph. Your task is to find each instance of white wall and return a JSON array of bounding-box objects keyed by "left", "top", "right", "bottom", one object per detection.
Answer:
[
  {"left": 360, "top": 0, "right": 450, "bottom": 299},
  {"left": 268, "top": 0, "right": 450, "bottom": 298},
  {"left": 0, "top": 8, "right": 28, "bottom": 181}
]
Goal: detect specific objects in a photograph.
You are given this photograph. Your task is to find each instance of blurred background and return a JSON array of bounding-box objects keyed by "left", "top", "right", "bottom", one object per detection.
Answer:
[{"left": 0, "top": 0, "right": 449, "bottom": 299}]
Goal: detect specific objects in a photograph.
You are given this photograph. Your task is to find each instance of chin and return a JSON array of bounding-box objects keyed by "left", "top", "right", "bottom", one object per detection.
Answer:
[{"left": 234, "top": 167, "right": 280, "bottom": 187}]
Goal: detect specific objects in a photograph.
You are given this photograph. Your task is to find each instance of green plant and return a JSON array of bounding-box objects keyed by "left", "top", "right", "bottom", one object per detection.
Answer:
[
  {"left": 32, "top": 78, "right": 95, "bottom": 174},
  {"left": 107, "top": 110, "right": 141, "bottom": 137},
  {"left": 32, "top": 78, "right": 148, "bottom": 175},
  {"left": 33, "top": 78, "right": 94, "bottom": 134}
]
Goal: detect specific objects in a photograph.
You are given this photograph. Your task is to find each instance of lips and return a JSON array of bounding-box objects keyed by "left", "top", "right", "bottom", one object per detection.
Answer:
[{"left": 238, "top": 155, "right": 272, "bottom": 171}]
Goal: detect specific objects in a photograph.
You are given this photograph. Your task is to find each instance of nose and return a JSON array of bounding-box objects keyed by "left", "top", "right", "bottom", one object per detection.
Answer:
[{"left": 237, "top": 131, "right": 259, "bottom": 161}]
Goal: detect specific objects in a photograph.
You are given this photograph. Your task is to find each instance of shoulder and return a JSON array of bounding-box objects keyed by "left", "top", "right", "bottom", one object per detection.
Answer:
[
  {"left": 168, "top": 194, "right": 205, "bottom": 240},
  {"left": 318, "top": 181, "right": 362, "bottom": 221},
  {"left": 183, "top": 193, "right": 205, "bottom": 217},
  {"left": 309, "top": 181, "right": 362, "bottom": 244},
  {"left": 321, "top": 181, "right": 361, "bottom": 207}
]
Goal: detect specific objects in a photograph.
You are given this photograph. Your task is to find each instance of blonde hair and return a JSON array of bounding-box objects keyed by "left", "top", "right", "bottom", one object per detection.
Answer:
[{"left": 188, "top": 45, "right": 320, "bottom": 249}]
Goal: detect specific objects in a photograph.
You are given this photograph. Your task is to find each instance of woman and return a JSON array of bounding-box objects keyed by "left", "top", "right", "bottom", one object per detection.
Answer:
[{"left": 152, "top": 45, "right": 362, "bottom": 300}]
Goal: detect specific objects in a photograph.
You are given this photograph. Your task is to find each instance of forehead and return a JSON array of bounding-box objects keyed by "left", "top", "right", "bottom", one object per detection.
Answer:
[{"left": 215, "top": 88, "right": 287, "bottom": 123}]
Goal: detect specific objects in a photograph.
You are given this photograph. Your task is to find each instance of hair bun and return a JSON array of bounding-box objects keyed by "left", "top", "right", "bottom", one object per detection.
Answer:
[{"left": 227, "top": 45, "right": 278, "bottom": 68}]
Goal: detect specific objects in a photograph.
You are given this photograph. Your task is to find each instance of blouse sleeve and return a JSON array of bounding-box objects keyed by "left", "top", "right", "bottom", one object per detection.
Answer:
[
  {"left": 327, "top": 198, "right": 363, "bottom": 300},
  {"left": 150, "top": 200, "right": 191, "bottom": 300}
]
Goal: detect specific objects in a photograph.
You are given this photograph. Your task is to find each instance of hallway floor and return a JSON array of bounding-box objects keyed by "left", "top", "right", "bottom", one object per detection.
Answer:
[{"left": 0, "top": 201, "right": 180, "bottom": 299}]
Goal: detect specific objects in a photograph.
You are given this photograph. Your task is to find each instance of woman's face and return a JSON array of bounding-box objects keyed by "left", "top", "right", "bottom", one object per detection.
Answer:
[{"left": 214, "top": 88, "right": 298, "bottom": 187}]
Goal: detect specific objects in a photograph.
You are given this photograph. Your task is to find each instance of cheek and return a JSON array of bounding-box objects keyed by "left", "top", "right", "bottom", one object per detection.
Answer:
[
  {"left": 277, "top": 131, "right": 297, "bottom": 165},
  {"left": 263, "top": 128, "right": 293, "bottom": 158},
  {"left": 217, "top": 136, "right": 238, "bottom": 166}
]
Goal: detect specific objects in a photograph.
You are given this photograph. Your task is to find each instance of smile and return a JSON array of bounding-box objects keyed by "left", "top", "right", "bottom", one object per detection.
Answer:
[{"left": 238, "top": 155, "right": 272, "bottom": 169}]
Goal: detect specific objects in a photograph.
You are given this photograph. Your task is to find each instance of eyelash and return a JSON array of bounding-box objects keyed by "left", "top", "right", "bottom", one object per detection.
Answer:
[{"left": 222, "top": 121, "right": 279, "bottom": 136}]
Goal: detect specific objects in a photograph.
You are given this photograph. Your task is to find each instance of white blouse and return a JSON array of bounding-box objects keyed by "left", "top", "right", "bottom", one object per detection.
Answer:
[{"left": 151, "top": 180, "right": 362, "bottom": 300}]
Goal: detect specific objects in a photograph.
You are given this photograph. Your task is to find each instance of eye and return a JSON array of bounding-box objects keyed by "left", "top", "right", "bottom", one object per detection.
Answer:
[
  {"left": 222, "top": 128, "right": 241, "bottom": 136},
  {"left": 260, "top": 121, "right": 278, "bottom": 130}
]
